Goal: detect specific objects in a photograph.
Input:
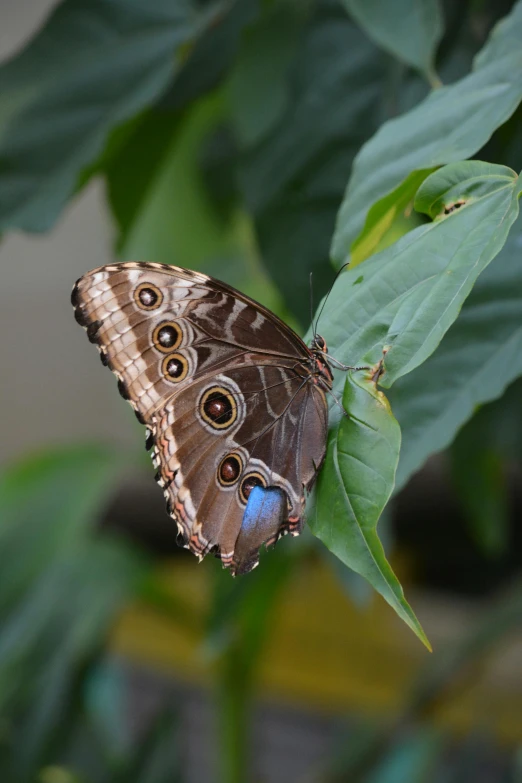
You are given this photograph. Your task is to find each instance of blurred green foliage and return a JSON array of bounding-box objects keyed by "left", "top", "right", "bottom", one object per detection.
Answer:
[{"left": 1, "top": 0, "right": 522, "bottom": 780}]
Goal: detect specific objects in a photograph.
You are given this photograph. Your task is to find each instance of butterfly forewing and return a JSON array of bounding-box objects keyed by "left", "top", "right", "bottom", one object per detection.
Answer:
[{"left": 72, "top": 262, "right": 328, "bottom": 574}]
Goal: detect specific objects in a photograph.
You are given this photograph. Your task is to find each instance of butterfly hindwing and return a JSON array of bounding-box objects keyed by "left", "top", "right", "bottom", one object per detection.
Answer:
[
  {"left": 150, "top": 362, "right": 328, "bottom": 573},
  {"left": 72, "top": 262, "right": 329, "bottom": 574}
]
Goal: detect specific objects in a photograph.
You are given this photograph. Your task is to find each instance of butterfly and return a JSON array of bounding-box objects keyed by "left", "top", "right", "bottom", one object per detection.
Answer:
[{"left": 72, "top": 262, "right": 339, "bottom": 575}]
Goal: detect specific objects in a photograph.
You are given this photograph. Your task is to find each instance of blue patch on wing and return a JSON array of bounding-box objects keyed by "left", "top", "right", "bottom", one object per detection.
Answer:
[
  {"left": 232, "top": 485, "right": 287, "bottom": 575},
  {"left": 241, "top": 485, "right": 286, "bottom": 535}
]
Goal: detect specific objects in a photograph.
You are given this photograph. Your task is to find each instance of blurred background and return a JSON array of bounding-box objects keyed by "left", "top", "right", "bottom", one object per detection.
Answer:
[{"left": 0, "top": 0, "right": 521, "bottom": 781}]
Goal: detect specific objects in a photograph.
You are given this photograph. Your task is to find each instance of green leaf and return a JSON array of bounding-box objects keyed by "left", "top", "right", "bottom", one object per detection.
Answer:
[
  {"left": 0, "top": 0, "right": 217, "bottom": 233},
  {"left": 390, "top": 213, "right": 522, "bottom": 489},
  {"left": 0, "top": 445, "right": 128, "bottom": 615},
  {"left": 226, "top": 0, "right": 304, "bottom": 148},
  {"left": 254, "top": 187, "right": 338, "bottom": 327},
  {"left": 160, "top": 0, "right": 259, "bottom": 114},
  {"left": 350, "top": 168, "right": 434, "bottom": 266},
  {"left": 451, "top": 436, "right": 508, "bottom": 558},
  {"left": 236, "top": 3, "right": 387, "bottom": 324},
  {"left": 0, "top": 445, "right": 144, "bottom": 738},
  {"left": 414, "top": 159, "right": 515, "bottom": 218},
  {"left": 311, "top": 372, "right": 430, "bottom": 649},
  {"left": 458, "top": 378, "right": 522, "bottom": 468},
  {"left": 112, "top": 93, "right": 235, "bottom": 266},
  {"left": 341, "top": 0, "right": 443, "bottom": 82},
  {"left": 106, "top": 91, "right": 287, "bottom": 320},
  {"left": 0, "top": 543, "right": 146, "bottom": 782},
  {"left": 239, "top": 9, "right": 386, "bottom": 215},
  {"left": 117, "top": 709, "right": 181, "bottom": 783},
  {"left": 310, "top": 162, "right": 520, "bottom": 640},
  {"left": 332, "top": 0, "right": 522, "bottom": 263},
  {"left": 0, "top": 444, "right": 146, "bottom": 779},
  {"left": 318, "top": 162, "right": 521, "bottom": 390}
]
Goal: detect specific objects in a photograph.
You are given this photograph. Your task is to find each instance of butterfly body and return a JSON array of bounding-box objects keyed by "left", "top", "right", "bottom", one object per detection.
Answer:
[{"left": 72, "top": 262, "right": 332, "bottom": 574}]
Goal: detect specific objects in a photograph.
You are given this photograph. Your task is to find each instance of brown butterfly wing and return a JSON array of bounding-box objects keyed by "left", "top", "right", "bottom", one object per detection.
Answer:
[
  {"left": 72, "top": 262, "right": 328, "bottom": 573},
  {"left": 151, "top": 362, "right": 328, "bottom": 573},
  {"left": 72, "top": 262, "right": 305, "bottom": 422}
]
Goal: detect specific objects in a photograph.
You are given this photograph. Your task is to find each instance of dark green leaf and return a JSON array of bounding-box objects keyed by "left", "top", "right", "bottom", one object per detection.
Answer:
[
  {"left": 254, "top": 187, "right": 338, "bottom": 327},
  {"left": 341, "top": 0, "right": 443, "bottom": 81},
  {"left": 451, "top": 435, "right": 508, "bottom": 558},
  {"left": 160, "top": 0, "right": 259, "bottom": 113},
  {"left": 0, "top": 0, "right": 217, "bottom": 232},
  {"left": 239, "top": 10, "right": 386, "bottom": 214},
  {"left": 108, "top": 94, "right": 235, "bottom": 266},
  {"left": 106, "top": 91, "right": 288, "bottom": 321},
  {"left": 311, "top": 371, "right": 430, "bottom": 648},
  {"left": 332, "top": 0, "right": 522, "bottom": 263},
  {"left": 0, "top": 445, "right": 146, "bottom": 780},
  {"left": 237, "top": 4, "right": 387, "bottom": 324},
  {"left": 104, "top": 109, "right": 182, "bottom": 251},
  {"left": 0, "top": 541, "right": 146, "bottom": 780},
  {"left": 391, "top": 213, "right": 522, "bottom": 489},
  {"left": 0, "top": 445, "right": 128, "bottom": 615},
  {"left": 226, "top": 0, "right": 306, "bottom": 148},
  {"left": 116, "top": 709, "right": 181, "bottom": 783},
  {"left": 461, "top": 378, "right": 522, "bottom": 467}
]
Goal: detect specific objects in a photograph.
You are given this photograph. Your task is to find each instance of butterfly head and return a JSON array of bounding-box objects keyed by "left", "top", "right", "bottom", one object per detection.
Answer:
[
  {"left": 311, "top": 334, "right": 326, "bottom": 352},
  {"left": 310, "top": 334, "right": 334, "bottom": 388}
]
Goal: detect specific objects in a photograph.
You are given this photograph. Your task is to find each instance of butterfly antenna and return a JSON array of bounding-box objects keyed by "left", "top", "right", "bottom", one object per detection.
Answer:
[
  {"left": 309, "top": 272, "right": 316, "bottom": 339},
  {"left": 314, "top": 261, "right": 350, "bottom": 335}
]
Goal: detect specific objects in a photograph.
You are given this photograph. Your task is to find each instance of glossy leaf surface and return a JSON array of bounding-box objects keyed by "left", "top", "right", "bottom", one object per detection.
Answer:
[
  {"left": 309, "top": 162, "right": 521, "bottom": 641},
  {"left": 319, "top": 162, "right": 521, "bottom": 389},
  {"left": 391, "top": 215, "right": 522, "bottom": 488},
  {"left": 332, "top": 0, "right": 522, "bottom": 263},
  {"left": 311, "top": 371, "right": 430, "bottom": 648}
]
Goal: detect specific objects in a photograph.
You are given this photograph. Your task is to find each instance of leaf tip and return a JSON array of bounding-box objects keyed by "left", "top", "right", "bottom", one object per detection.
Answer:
[
  {"left": 418, "top": 629, "right": 433, "bottom": 653},
  {"left": 400, "top": 604, "right": 432, "bottom": 651}
]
